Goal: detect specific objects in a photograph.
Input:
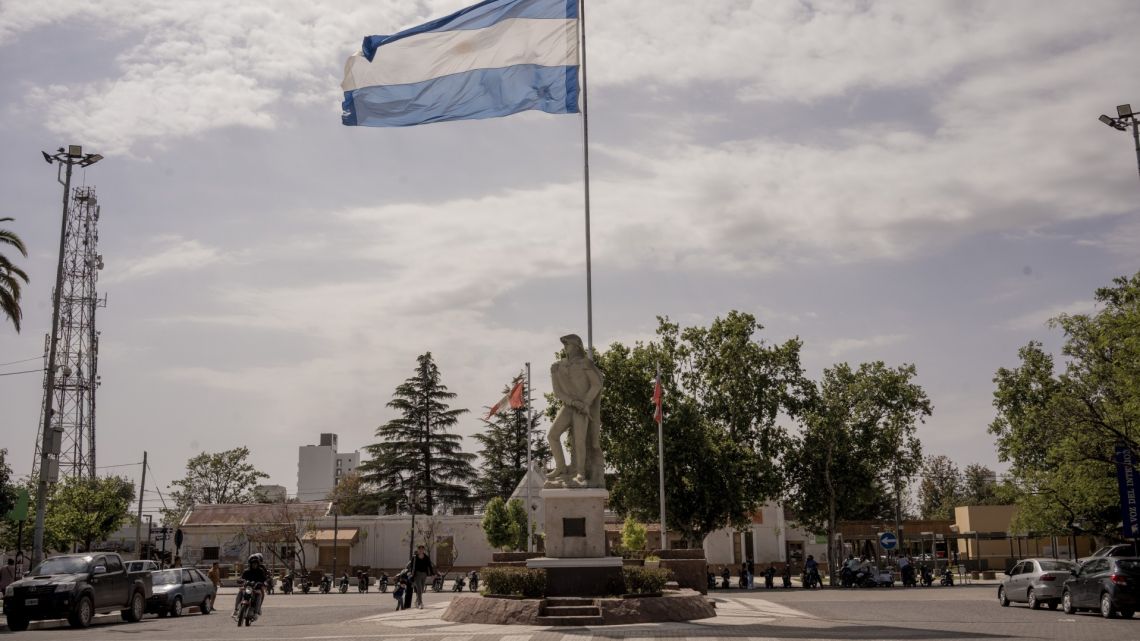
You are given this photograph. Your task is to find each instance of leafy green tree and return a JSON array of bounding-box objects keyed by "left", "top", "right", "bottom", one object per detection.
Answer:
[
  {"left": 784, "top": 361, "right": 931, "bottom": 577},
  {"left": 164, "top": 447, "right": 268, "bottom": 526},
  {"left": 361, "top": 352, "right": 476, "bottom": 514},
  {"left": 596, "top": 312, "right": 810, "bottom": 546},
  {"left": 961, "top": 464, "right": 1001, "bottom": 506},
  {"left": 481, "top": 496, "right": 513, "bottom": 550},
  {"left": 990, "top": 273, "right": 1140, "bottom": 537},
  {"left": 326, "top": 471, "right": 380, "bottom": 516},
  {"left": 0, "top": 448, "right": 15, "bottom": 517},
  {"left": 620, "top": 516, "right": 647, "bottom": 555},
  {"left": 0, "top": 217, "right": 30, "bottom": 332},
  {"left": 918, "top": 455, "right": 962, "bottom": 520},
  {"left": 505, "top": 498, "right": 529, "bottom": 551},
  {"left": 45, "top": 476, "right": 135, "bottom": 552},
  {"left": 472, "top": 399, "right": 550, "bottom": 503}
]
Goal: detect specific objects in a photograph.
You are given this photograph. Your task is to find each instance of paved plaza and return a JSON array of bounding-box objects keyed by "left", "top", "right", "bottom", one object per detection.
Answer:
[{"left": 5, "top": 584, "right": 1140, "bottom": 641}]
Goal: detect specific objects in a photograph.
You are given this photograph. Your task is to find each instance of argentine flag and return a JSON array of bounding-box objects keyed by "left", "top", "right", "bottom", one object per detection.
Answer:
[{"left": 341, "top": 0, "right": 580, "bottom": 127}]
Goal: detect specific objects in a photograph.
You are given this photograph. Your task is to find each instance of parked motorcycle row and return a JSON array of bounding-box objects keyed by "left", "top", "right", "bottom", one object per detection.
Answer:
[{"left": 271, "top": 570, "right": 480, "bottom": 595}]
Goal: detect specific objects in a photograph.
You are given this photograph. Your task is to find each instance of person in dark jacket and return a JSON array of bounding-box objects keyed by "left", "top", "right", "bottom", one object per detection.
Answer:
[{"left": 411, "top": 546, "right": 435, "bottom": 609}]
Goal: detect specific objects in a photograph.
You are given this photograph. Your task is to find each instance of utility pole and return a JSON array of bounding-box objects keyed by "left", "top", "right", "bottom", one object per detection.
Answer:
[
  {"left": 33, "top": 145, "right": 103, "bottom": 567},
  {"left": 134, "top": 452, "right": 147, "bottom": 560},
  {"left": 1098, "top": 104, "right": 1140, "bottom": 182}
]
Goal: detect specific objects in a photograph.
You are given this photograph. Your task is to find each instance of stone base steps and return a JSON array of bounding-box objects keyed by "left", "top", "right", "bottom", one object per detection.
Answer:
[{"left": 537, "top": 597, "right": 603, "bottom": 626}]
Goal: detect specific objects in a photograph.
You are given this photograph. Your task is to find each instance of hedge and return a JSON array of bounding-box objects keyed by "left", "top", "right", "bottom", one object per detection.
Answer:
[
  {"left": 621, "top": 566, "right": 672, "bottom": 594},
  {"left": 481, "top": 566, "right": 546, "bottom": 597}
]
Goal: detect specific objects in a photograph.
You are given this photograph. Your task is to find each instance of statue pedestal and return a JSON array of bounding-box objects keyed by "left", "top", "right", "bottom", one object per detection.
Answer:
[{"left": 527, "top": 488, "right": 622, "bottom": 596}]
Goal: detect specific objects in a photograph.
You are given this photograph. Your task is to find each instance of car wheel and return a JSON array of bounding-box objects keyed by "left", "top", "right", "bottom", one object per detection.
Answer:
[
  {"left": 998, "top": 586, "right": 1010, "bottom": 607},
  {"left": 1062, "top": 590, "right": 1075, "bottom": 614},
  {"left": 122, "top": 590, "right": 145, "bottom": 622},
  {"left": 1102, "top": 593, "right": 1118, "bottom": 619},
  {"left": 170, "top": 596, "right": 183, "bottom": 617},
  {"left": 69, "top": 595, "right": 94, "bottom": 628},
  {"left": 201, "top": 595, "right": 213, "bottom": 615},
  {"left": 1028, "top": 589, "right": 1040, "bottom": 610},
  {"left": 6, "top": 614, "right": 30, "bottom": 632}
]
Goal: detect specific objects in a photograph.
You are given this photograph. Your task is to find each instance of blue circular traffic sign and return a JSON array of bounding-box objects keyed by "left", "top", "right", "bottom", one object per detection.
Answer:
[{"left": 879, "top": 532, "right": 898, "bottom": 550}]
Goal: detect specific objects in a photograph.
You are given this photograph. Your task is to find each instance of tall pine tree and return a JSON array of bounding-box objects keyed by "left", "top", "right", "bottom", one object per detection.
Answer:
[
  {"left": 361, "top": 352, "right": 476, "bottom": 514},
  {"left": 472, "top": 395, "right": 550, "bottom": 502}
]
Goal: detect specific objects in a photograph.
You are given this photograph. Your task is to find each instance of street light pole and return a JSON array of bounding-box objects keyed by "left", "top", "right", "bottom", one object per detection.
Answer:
[
  {"left": 1098, "top": 103, "right": 1140, "bottom": 182},
  {"left": 32, "top": 145, "right": 103, "bottom": 567}
]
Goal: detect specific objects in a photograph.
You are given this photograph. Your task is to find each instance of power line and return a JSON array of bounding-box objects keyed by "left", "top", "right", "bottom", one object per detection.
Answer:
[
  {"left": 0, "top": 368, "right": 44, "bottom": 377},
  {"left": 0, "top": 356, "right": 42, "bottom": 367}
]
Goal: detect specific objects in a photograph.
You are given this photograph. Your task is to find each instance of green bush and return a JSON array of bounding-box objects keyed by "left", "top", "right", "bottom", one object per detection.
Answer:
[
  {"left": 481, "top": 566, "right": 546, "bottom": 597},
  {"left": 621, "top": 566, "right": 672, "bottom": 594}
]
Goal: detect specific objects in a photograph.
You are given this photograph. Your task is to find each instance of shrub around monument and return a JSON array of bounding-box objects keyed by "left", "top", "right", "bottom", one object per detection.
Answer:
[
  {"left": 621, "top": 566, "right": 672, "bottom": 594},
  {"left": 482, "top": 566, "right": 546, "bottom": 597}
]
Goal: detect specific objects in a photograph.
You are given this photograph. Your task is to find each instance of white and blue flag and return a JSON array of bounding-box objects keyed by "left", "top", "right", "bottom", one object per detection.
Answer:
[{"left": 341, "top": 0, "right": 580, "bottom": 127}]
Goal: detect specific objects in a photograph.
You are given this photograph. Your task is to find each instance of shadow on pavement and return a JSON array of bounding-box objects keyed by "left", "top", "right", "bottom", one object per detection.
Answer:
[{"left": 562, "top": 623, "right": 1012, "bottom": 639}]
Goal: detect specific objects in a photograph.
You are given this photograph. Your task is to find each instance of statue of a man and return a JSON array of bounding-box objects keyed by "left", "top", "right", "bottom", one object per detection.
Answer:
[{"left": 546, "top": 334, "right": 605, "bottom": 488}]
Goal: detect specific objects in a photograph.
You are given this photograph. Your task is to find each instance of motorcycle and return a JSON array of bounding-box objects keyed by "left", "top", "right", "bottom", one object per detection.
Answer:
[
  {"left": 720, "top": 573, "right": 732, "bottom": 589},
  {"left": 707, "top": 573, "right": 717, "bottom": 590},
  {"left": 319, "top": 575, "right": 331, "bottom": 594},
  {"left": 378, "top": 573, "right": 389, "bottom": 593},
  {"left": 358, "top": 574, "right": 369, "bottom": 593},
  {"left": 469, "top": 571, "right": 479, "bottom": 592},
  {"left": 339, "top": 576, "right": 349, "bottom": 594},
  {"left": 802, "top": 566, "right": 822, "bottom": 589},
  {"left": 236, "top": 581, "right": 264, "bottom": 627},
  {"left": 920, "top": 565, "right": 934, "bottom": 587},
  {"left": 941, "top": 568, "right": 955, "bottom": 586},
  {"left": 451, "top": 574, "right": 467, "bottom": 592},
  {"left": 431, "top": 573, "right": 445, "bottom": 592},
  {"left": 781, "top": 569, "right": 792, "bottom": 588},
  {"left": 300, "top": 576, "right": 312, "bottom": 594},
  {"left": 282, "top": 574, "right": 294, "bottom": 595}
]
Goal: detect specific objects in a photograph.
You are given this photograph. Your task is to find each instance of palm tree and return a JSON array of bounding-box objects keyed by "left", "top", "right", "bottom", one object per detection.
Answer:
[{"left": 0, "top": 217, "right": 30, "bottom": 332}]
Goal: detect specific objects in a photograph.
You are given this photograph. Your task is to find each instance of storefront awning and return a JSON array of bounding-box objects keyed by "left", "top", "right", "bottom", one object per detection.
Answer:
[{"left": 304, "top": 528, "right": 359, "bottom": 544}]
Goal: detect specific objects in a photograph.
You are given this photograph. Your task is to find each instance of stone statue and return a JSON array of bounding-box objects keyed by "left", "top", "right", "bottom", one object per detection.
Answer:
[{"left": 545, "top": 334, "right": 605, "bottom": 488}]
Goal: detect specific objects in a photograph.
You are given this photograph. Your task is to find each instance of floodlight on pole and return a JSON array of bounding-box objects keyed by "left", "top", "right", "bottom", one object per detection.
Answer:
[
  {"left": 1098, "top": 102, "right": 1140, "bottom": 182},
  {"left": 31, "top": 144, "right": 105, "bottom": 567}
]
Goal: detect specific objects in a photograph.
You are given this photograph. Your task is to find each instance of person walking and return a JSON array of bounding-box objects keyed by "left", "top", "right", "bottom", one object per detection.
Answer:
[
  {"left": 0, "top": 559, "right": 17, "bottom": 594},
  {"left": 411, "top": 545, "right": 435, "bottom": 609},
  {"left": 207, "top": 562, "right": 221, "bottom": 589}
]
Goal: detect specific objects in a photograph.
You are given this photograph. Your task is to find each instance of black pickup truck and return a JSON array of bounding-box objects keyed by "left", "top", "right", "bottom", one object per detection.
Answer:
[{"left": 2, "top": 552, "right": 152, "bottom": 630}]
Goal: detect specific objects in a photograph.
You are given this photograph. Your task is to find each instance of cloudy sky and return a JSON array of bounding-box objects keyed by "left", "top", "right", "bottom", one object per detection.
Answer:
[{"left": 1, "top": 1, "right": 1138, "bottom": 516}]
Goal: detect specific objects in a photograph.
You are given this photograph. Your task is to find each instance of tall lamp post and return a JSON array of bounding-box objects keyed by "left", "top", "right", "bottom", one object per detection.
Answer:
[
  {"left": 1098, "top": 103, "right": 1140, "bottom": 182},
  {"left": 32, "top": 145, "right": 103, "bottom": 567}
]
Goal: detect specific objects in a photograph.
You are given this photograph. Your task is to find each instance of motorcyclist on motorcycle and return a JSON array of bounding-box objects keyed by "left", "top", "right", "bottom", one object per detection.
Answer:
[
  {"left": 804, "top": 555, "right": 820, "bottom": 588},
  {"left": 340, "top": 571, "right": 350, "bottom": 592},
  {"left": 234, "top": 554, "right": 269, "bottom": 621}
]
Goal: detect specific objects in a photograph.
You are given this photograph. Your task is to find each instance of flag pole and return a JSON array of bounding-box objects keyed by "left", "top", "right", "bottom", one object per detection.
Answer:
[
  {"left": 525, "top": 362, "right": 534, "bottom": 553},
  {"left": 657, "top": 363, "right": 667, "bottom": 550},
  {"left": 579, "top": 0, "right": 594, "bottom": 358}
]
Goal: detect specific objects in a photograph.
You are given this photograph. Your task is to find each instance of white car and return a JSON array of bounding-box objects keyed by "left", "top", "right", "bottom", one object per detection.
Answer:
[{"left": 1078, "top": 545, "right": 1135, "bottom": 565}]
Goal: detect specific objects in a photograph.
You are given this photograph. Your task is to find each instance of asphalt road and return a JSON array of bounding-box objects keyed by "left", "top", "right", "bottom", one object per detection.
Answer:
[{"left": 3, "top": 584, "right": 1139, "bottom": 640}]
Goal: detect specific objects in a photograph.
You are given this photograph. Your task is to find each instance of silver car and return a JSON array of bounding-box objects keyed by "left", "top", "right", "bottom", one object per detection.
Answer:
[{"left": 999, "top": 558, "right": 1078, "bottom": 609}]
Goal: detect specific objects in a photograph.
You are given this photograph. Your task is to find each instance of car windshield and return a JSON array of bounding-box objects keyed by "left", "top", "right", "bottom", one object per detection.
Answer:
[
  {"left": 30, "top": 556, "right": 92, "bottom": 575},
  {"left": 153, "top": 569, "right": 181, "bottom": 585},
  {"left": 1039, "top": 561, "right": 1075, "bottom": 572}
]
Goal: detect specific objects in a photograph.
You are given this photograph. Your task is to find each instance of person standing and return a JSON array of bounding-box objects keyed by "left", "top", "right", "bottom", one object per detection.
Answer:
[
  {"left": 208, "top": 562, "right": 221, "bottom": 589},
  {"left": 0, "top": 559, "right": 16, "bottom": 594},
  {"left": 411, "top": 545, "right": 435, "bottom": 609}
]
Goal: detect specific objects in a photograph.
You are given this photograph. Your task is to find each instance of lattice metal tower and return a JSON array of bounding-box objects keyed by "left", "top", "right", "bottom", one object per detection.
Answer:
[{"left": 31, "top": 185, "right": 106, "bottom": 481}]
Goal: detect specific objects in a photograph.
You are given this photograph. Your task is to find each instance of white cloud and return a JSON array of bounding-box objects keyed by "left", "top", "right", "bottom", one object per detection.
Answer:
[
  {"left": 103, "top": 236, "right": 226, "bottom": 283},
  {"left": 827, "top": 333, "right": 909, "bottom": 358},
  {"left": 1003, "top": 300, "right": 1097, "bottom": 332}
]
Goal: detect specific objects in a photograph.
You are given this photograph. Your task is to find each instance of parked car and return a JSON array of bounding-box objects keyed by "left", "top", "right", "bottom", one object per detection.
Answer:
[
  {"left": 998, "top": 558, "right": 1077, "bottom": 610},
  {"left": 125, "top": 560, "right": 160, "bottom": 574},
  {"left": 2, "top": 553, "right": 151, "bottom": 631},
  {"left": 147, "top": 568, "right": 217, "bottom": 617},
  {"left": 1062, "top": 556, "right": 1140, "bottom": 618},
  {"left": 1078, "top": 544, "right": 1136, "bottom": 565}
]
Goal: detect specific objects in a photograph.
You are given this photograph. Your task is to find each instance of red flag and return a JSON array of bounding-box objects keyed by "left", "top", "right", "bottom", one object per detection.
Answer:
[
  {"left": 653, "top": 376, "right": 663, "bottom": 423},
  {"left": 486, "top": 378, "right": 525, "bottom": 420}
]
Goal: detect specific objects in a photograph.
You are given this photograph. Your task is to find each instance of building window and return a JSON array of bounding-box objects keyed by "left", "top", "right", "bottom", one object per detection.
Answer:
[{"left": 202, "top": 547, "right": 220, "bottom": 561}]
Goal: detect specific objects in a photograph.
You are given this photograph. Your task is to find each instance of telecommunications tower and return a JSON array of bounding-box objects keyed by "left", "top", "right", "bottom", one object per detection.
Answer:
[{"left": 31, "top": 145, "right": 106, "bottom": 564}]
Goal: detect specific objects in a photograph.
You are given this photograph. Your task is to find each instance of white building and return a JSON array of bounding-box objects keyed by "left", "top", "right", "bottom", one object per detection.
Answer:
[{"left": 297, "top": 433, "right": 361, "bottom": 501}]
